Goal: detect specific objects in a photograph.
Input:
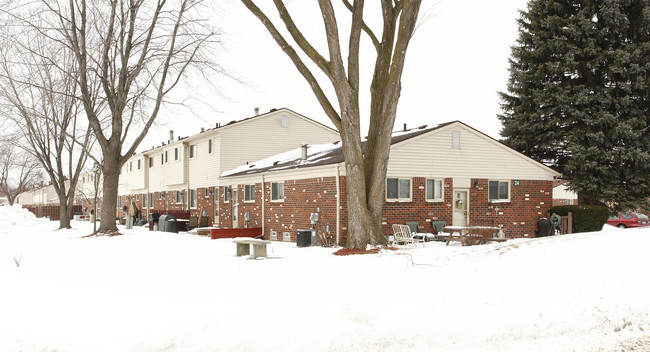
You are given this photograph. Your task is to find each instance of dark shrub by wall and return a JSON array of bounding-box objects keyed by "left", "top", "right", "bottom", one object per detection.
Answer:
[{"left": 549, "top": 205, "right": 609, "bottom": 233}]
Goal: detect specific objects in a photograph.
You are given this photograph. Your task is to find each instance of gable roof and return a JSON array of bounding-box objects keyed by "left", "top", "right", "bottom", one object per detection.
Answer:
[
  {"left": 221, "top": 122, "right": 455, "bottom": 177},
  {"left": 139, "top": 107, "right": 337, "bottom": 155}
]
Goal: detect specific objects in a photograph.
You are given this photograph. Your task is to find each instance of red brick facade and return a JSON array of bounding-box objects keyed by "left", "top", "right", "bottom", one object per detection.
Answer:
[{"left": 117, "top": 177, "right": 552, "bottom": 242}]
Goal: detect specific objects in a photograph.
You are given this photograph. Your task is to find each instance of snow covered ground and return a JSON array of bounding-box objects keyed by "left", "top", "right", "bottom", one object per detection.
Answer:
[{"left": 0, "top": 204, "right": 649, "bottom": 352}]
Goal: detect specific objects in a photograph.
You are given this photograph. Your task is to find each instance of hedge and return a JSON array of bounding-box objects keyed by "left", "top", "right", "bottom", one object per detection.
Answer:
[{"left": 548, "top": 205, "right": 609, "bottom": 233}]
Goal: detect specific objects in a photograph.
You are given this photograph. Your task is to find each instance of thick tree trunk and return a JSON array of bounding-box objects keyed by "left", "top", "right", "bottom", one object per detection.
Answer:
[
  {"left": 59, "top": 202, "right": 71, "bottom": 229},
  {"left": 97, "top": 159, "right": 120, "bottom": 233}
]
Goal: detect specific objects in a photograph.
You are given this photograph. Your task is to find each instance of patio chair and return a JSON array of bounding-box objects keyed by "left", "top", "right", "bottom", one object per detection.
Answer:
[
  {"left": 431, "top": 221, "right": 447, "bottom": 241},
  {"left": 392, "top": 224, "right": 425, "bottom": 247}
]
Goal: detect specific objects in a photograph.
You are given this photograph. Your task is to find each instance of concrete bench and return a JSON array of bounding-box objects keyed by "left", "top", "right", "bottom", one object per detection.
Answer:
[{"left": 233, "top": 238, "right": 272, "bottom": 259}]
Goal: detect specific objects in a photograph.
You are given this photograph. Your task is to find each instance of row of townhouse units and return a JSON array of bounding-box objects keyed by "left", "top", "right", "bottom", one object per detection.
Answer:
[
  {"left": 217, "top": 121, "right": 560, "bottom": 245},
  {"left": 114, "top": 108, "right": 340, "bottom": 224}
]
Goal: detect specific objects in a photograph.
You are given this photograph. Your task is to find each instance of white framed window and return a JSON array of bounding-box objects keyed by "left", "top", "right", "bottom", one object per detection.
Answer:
[
  {"left": 426, "top": 179, "right": 444, "bottom": 202},
  {"left": 158, "top": 192, "right": 163, "bottom": 200},
  {"left": 137, "top": 160, "right": 141, "bottom": 170},
  {"left": 208, "top": 139, "right": 213, "bottom": 154},
  {"left": 149, "top": 193, "right": 154, "bottom": 208},
  {"left": 174, "top": 147, "right": 179, "bottom": 161},
  {"left": 244, "top": 184, "right": 255, "bottom": 202},
  {"left": 223, "top": 186, "right": 230, "bottom": 202},
  {"left": 175, "top": 191, "right": 182, "bottom": 203},
  {"left": 165, "top": 151, "right": 168, "bottom": 164},
  {"left": 129, "top": 162, "right": 132, "bottom": 171},
  {"left": 189, "top": 145, "right": 197, "bottom": 158},
  {"left": 386, "top": 178, "right": 411, "bottom": 201},
  {"left": 452, "top": 131, "right": 461, "bottom": 149},
  {"left": 189, "top": 189, "right": 197, "bottom": 208},
  {"left": 161, "top": 154, "right": 164, "bottom": 165},
  {"left": 149, "top": 157, "right": 153, "bottom": 168},
  {"left": 489, "top": 180, "right": 510, "bottom": 202},
  {"left": 271, "top": 182, "right": 284, "bottom": 201},
  {"left": 204, "top": 187, "right": 210, "bottom": 198}
]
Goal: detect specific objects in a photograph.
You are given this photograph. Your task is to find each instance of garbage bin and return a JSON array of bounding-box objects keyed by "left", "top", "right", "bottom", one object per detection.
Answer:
[
  {"left": 159, "top": 213, "right": 178, "bottom": 233},
  {"left": 297, "top": 229, "right": 314, "bottom": 247},
  {"left": 536, "top": 217, "right": 551, "bottom": 237},
  {"left": 148, "top": 213, "right": 160, "bottom": 231}
]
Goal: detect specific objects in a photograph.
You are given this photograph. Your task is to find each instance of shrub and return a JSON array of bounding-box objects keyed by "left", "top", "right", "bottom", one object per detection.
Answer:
[{"left": 549, "top": 205, "right": 609, "bottom": 233}]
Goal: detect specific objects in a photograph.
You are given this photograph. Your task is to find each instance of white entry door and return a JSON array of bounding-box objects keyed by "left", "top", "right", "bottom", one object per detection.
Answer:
[
  {"left": 232, "top": 189, "right": 238, "bottom": 228},
  {"left": 452, "top": 190, "right": 469, "bottom": 226}
]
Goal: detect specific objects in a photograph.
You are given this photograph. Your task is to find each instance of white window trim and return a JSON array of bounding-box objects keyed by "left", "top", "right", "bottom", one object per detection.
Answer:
[
  {"left": 386, "top": 177, "right": 412, "bottom": 202},
  {"left": 270, "top": 182, "right": 284, "bottom": 202},
  {"left": 189, "top": 189, "right": 197, "bottom": 209},
  {"left": 223, "top": 186, "right": 230, "bottom": 203},
  {"left": 488, "top": 180, "right": 511, "bottom": 203},
  {"left": 425, "top": 178, "right": 445, "bottom": 202},
  {"left": 244, "top": 184, "right": 255, "bottom": 202},
  {"left": 189, "top": 145, "right": 197, "bottom": 159}
]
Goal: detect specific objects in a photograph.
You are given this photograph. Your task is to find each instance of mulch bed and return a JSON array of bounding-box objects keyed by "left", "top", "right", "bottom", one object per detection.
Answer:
[{"left": 333, "top": 246, "right": 398, "bottom": 256}]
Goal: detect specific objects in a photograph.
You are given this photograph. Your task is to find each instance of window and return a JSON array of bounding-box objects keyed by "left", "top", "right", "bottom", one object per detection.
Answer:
[
  {"left": 165, "top": 151, "right": 168, "bottom": 163},
  {"left": 386, "top": 178, "right": 411, "bottom": 201},
  {"left": 271, "top": 182, "right": 284, "bottom": 201},
  {"left": 426, "top": 179, "right": 444, "bottom": 201},
  {"left": 489, "top": 180, "right": 510, "bottom": 202},
  {"left": 244, "top": 184, "right": 255, "bottom": 202},
  {"left": 189, "top": 145, "right": 196, "bottom": 158},
  {"left": 149, "top": 193, "right": 154, "bottom": 207},
  {"left": 129, "top": 162, "right": 132, "bottom": 171},
  {"left": 452, "top": 131, "right": 461, "bottom": 149},
  {"left": 142, "top": 193, "right": 146, "bottom": 205},
  {"left": 149, "top": 157, "right": 153, "bottom": 168},
  {"left": 208, "top": 139, "right": 212, "bottom": 154},
  {"left": 137, "top": 160, "right": 141, "bottom": 170},
  {"left": 175, "top": 191, "right": 182, "bottom": 203},
  {"left": 161, "top": 154, "right": 164, "bottom": 165},
  {"left": 174, "top": 148, "right": 179, "bottom": 161},
  {"left": 158, "top": 192, "right": 163, "bottom": 200},
  {"left": 82, "top": 176, "right": 85, "bottom": 183},
  {"left": 223, "top": 186, "right": 230, "bottom": 202},
  {"left": 190, "top": 189, "right": 197, "bottom": 208},
  {"left": 204, "top": 187, "right": 210, "bottom": 198}
]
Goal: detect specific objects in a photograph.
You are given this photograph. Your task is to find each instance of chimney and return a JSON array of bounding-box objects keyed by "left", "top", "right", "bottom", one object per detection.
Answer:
[
  {"left": 200, "top": 127, "right": 205, "bottom": 133},
  {"left": 169, "top": 130, "right": 174, "bottom": 143},
  {"left": 254, "top": 107, "right": 260, "bottom": 116},
  {"left": 403, "top": 123, "right": 407, "bottom": 132},
  {"left": 300, "top": 143, "right": 309, "bottom": 165}
]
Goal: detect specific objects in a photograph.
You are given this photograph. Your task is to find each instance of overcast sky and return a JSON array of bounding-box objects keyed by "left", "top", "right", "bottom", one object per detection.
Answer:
[{"left": 140, "top": 0, "right": 530, "bottom": 152}]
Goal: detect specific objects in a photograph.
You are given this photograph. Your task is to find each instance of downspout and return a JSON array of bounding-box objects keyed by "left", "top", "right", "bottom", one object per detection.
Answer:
[
  {"left": 336, "top": 165, "right": 341, "bottom": 246},
  {"left": 183, "top": 142, "right": 190, "bottom": 212},
  {"left": 261, "top": 174, "right": 265, "bottom": 237}
]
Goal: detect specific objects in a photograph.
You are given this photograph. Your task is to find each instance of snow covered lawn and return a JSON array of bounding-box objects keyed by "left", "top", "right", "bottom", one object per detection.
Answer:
[{"left": 1, "top": 204, "right": 649, "bottom": 351}]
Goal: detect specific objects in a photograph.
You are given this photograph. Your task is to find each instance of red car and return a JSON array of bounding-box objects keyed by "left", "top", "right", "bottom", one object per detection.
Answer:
[{"left": 607, "top": 212, "right": 650, "bottom": 228}]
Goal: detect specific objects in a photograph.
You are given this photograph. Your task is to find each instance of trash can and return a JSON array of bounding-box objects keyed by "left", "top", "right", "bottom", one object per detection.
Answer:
[
  {"left": 148, "top": 213, "right": 160, "bottom": 231},
  {"left": 536, "top": 217, "right": 551, "bottom": 237},
  {"left": 159, "top": 214, "right": 178, "bottom": 233}
]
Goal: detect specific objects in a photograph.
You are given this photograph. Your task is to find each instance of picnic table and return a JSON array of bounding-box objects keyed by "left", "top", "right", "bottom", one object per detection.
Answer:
[{"left": 439, "top": 226, "right": 507, "bottom": 246}]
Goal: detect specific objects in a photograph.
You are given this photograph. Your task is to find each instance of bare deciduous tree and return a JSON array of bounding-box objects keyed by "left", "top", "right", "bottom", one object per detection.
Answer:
[
  {"left": 0, "top": 32, "right": 94, "bottom": 229},
  {"left": 0, "top": 142, "right": 43, "bottom": 205},
  {"left": 240, "top": 0, "right": 422, "bottom": 248},
  {"left": 3, "top": 0, "right": 224, "bottom": 233}
]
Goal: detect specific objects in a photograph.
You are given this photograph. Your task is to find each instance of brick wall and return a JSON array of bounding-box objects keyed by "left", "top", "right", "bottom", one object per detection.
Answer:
[{"left": 470, "top": 179, "right": 553, "bottom": 238}]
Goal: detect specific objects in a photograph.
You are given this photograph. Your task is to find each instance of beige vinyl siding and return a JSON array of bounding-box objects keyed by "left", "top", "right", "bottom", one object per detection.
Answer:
[
  {"left": 189, "top": 135, "right": 221, "bottom": 188},
  {"left": 218, "top": 111, "right": 339, "bottom": 173},
  {"left": 122, "top": 156, "right": 147, "bottom": 191},
  {"left": 387, "top": 123, "right": 559, "bottom": 181},
  {"left": 162, "top": 144, "right": 185, "bottom": 186}
]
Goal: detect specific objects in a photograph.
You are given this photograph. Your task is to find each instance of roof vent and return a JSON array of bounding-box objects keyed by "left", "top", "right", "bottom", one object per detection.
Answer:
[
  {"left": 300, "top": 143, "right": 309, "bottom": 165},
  {"left": 254, "top": 107, "right": 259, "bottom": 116}
]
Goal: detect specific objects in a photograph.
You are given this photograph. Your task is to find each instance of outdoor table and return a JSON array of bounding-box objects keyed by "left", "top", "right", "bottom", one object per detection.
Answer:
[{"left": 440, "top": 226, "right": 506, "bottom": 246}]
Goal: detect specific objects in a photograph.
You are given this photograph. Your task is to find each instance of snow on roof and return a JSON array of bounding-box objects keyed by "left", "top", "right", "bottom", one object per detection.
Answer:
[{"left": 221, "top": 123, "right": 449, "bottom": 177}]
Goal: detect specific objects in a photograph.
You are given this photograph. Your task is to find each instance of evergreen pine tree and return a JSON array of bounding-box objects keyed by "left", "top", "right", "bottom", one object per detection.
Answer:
[{"left": 499, "top": 0, "right": 650, "bottom": 210}]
